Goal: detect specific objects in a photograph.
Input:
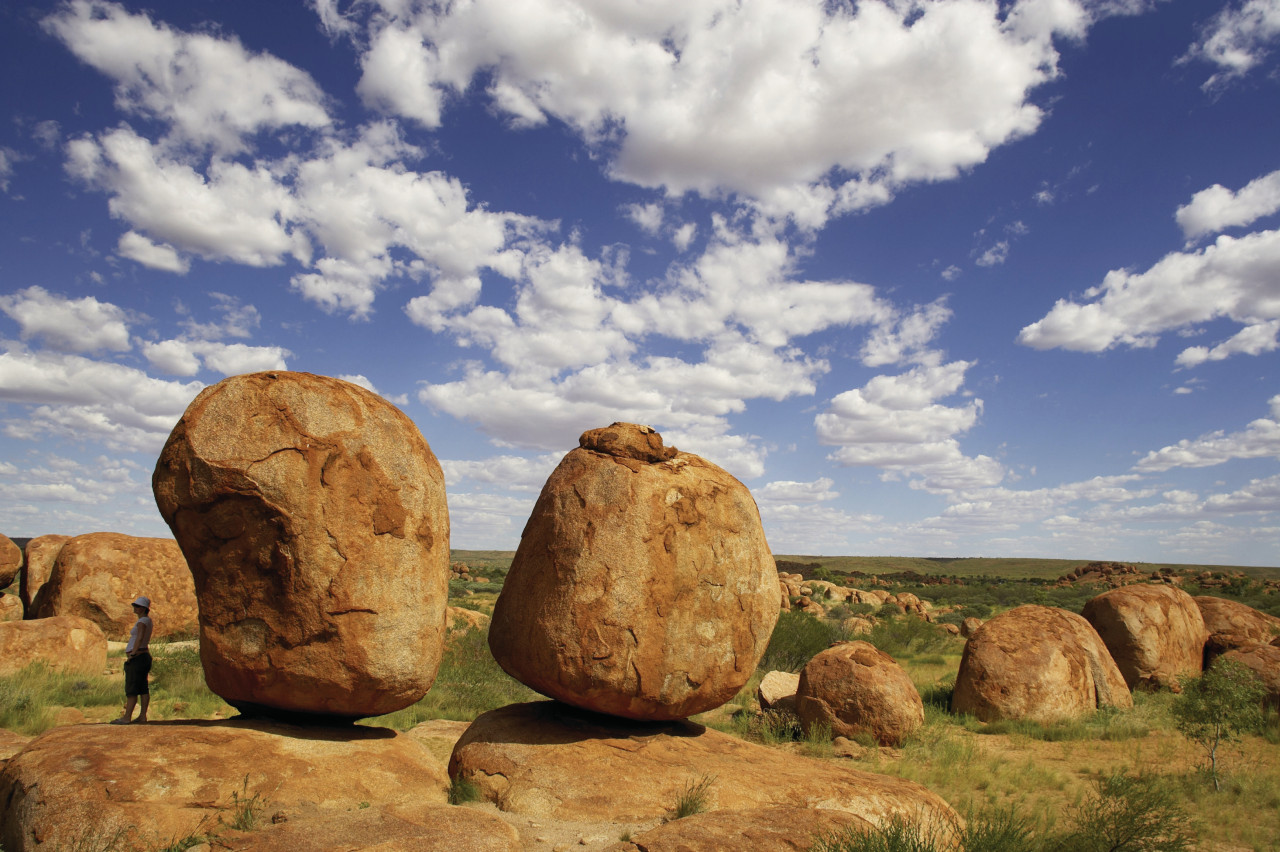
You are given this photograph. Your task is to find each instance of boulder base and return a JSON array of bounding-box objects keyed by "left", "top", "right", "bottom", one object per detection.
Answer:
[
  {"left": 0, "top": 720, "right": 449, "bottom": 852},
  {"left": 1082, "top": 584, "right": 1208, "bottom": 691},
  {"left": 796, "top": 641, "right": 923, "bottom": 746},
  {"left": 0, "top": 615, "right": 106, "bottom": 677},
  {"left": 448, "top": 701, "right": 958, "bottom": 836},
  {"left": 213, "top": 803, "right": 521, "bottom": 852},
  {"left": 33, "top": 532, "right": 196, "bottom": 640},
  {"left": 952, "top": 605, "right": 1131, "bottom": 722},
  {"left": 152, "top": 371, "right": 451, "bottom": 720},
  {"left": 489, "top": 423, "right": 779, "bottom": 720}
]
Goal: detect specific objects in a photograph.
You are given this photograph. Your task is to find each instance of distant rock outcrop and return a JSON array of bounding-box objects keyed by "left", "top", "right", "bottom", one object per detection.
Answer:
[
  {"left": 1082, "top": 584, "right": 1208, "bottom": 691},
  {"left": 796, "top": 641, "right": 924, "bottom": 746},
  {"left": 0, "top": 534, "right": 20, "bottom": 590},
  {"left": 489, "top": 423, "right": 779, "bottom": 720},
  {"left": 0, "top": 616, "right": 105, "bottom": 677},
  {"left": 32, "top": 532, "right": 196, "bottom": 640},
  {"left": 0, "top": 721, "right": 450, "bottom": 852},
  {"left": 448, "top": 701, "right": 959, "bottom": 836},
  {"left": 152, "top": 371, "right": 451, "bottom": 720},
  {"left": 952, "top": 605, "right": 1131, "bottom": 722},
  {"left": 20, "top": 535, "right": 69, "bottom": 619}
]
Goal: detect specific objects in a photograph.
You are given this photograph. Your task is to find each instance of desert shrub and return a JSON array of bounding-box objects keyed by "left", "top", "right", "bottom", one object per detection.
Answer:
[
  {"left": 759, "top": 610, "right": 849, "bottom": 673},
  {"left": 1047, "top": 773, "right": 1194, "bottom": 851},
  {"left": 1173, "top": 658, "right": 1267, "bottom": 791},
  {"left": 864, "top": 616, "right": 953, "bottom": 658},
  {"left": 364, "top": 626, "right": 538, "bottom": 729},
  {"left": 669, "top": 773, "right": 716, "bottom": 820},
  {"left": 973, "top": 706, "right": 1149, "bottom": 744}
]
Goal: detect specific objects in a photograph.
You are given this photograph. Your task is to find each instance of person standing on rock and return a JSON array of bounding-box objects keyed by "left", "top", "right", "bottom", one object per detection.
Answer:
[{"left": 112, "top": 596, "right": 153, "bottom": 725}]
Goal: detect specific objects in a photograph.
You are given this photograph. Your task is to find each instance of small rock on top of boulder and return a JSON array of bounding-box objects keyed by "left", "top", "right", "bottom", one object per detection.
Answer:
[
  {"left": 33, "top": 532, "right": 196, "bottom": 640},
  {"left": 1082, "top": 584, "right": 1208, "bottom": 691},
  {"left": 152, "top": 371, "right": 451, "bottom": 721},
  {"left": 952, "top": 605, "right": 1131, "bottom": 723},
  {"left": 796, "top": 641, "right": 924, "bottom": 746},
  {"left": 0, "top": 534, "right": 21, "bottom": 590},
  {"left": 489, "top": 423, "right": 780, "bottom": 720}
]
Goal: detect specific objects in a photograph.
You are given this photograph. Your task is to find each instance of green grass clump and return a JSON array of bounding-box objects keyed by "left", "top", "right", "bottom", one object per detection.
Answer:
[
  {"left": 759, "top": 610, "right": 850, "bottom": 673},
  {"left": 364, "top": 626, "right": 538, "bottom": 729},
  {"left": 448, "top": 775, "right": 482, "bottom": 805},
  {"left": 0, "top": 663, "right": 118, "bottom": 734},
  {"left": 669, "top": 773, "right": 716, "bottom": 820}
]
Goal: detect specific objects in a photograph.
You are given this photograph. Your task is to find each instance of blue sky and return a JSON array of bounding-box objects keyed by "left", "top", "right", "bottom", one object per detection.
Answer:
[{"left": 2, "top": 0, "right": 1280, "bottom": 565}]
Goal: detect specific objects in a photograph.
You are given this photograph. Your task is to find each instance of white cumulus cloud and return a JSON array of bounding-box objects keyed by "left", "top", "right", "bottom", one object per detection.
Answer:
[
  {"left": 0, "top": 286, "right": 131, "bottom": 354},
  {"left": 1182, "top": 0, "right": 1280, "bottom": 89},
  {"left": 1176, "top": 168, "right": 1280, "bottom": 241}
]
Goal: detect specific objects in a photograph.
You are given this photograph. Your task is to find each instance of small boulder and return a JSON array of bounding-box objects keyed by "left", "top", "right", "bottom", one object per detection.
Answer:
[
  {"left": 0, "top": 616, "right": 106, "bottom": 677},
  {"left": 447, "top": 606, "right": 492, "bottom": 634},
  {"left": 448, "top": 701, "right": 959, "bottom": 836},
  {"left": 33, "top": 533, "right": 196, "bottom": 640},
  {"left": 1082, "top": 584, "right": 1208, "bottom": 691},
  {"left": 0, "top": 594, "right": 20, "bottom": 622},
  {"left": 795, "top": 641, "right": 923, "bottom": 746},
  {"left": 604, "top": 806, "right": 873, "bottom": 852},
  {"left": 0, "top": 534, "right": 20, "bottom": 590},
  {"left": 758, "top": 670, "right": 800, "bottom": 713},
  {"left": 20, "top": 535, "right": 69, "bottom": 618},
  {"left": 152, "top": 371, "right": 451, "bottom": 720},
  {"left": 960, "top": 617, "right": 983, "bottom": 638},
  {"left": 1221, "top": 645, "right": 1280, "bottom": 708},
  {"left": 489, "top": 423, "right": 779, "bottom": 720},
  {"left": 952, "top": 605, "right": 1131, "bottom": 723},
  {"left": 0, "top": 720, "right": 449, "bottom": 852}
]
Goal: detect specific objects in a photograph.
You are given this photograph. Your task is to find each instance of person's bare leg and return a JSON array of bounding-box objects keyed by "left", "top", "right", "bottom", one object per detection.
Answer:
[
  {"left": 119, "top": 695, "right": 137, "bottom": 723},
  {"left": 136, "top": 694, "right": 149, "bottom": 723}
]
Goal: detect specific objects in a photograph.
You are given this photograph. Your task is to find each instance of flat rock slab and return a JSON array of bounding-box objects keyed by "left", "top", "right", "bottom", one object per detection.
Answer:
[
  {"left": 604, "top": 806, "right": 873, "bottom": 851},
  {"left": 0, "top": 720, "right": 449, "bottom": 852},
  {"left": 448, "top": 701, "right": 958, "bottom": 835},
  {"left": 217, "top": 803, "right": 520, "bottom": 851}
]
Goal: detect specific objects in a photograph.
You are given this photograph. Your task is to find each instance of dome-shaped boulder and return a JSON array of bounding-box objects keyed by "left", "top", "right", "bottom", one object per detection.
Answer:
[
  {"left": 796, "top": 641, "right": 923, "bottom": 746},
  {"left": 1082, "top": 584, "right": 1208, "bottom": 691}
]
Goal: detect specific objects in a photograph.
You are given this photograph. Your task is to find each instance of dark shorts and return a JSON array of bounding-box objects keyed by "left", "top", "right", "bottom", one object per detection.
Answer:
[{"left": 124, "top": 652, "right": 151, "bottom": 696}]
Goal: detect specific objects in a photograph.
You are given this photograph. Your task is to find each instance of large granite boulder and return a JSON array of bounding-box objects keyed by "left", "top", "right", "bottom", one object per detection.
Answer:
[
  {"left": 0, "top": 616, "right": 106, "bottom": 677},
  {"left": 1221, "top": 644, "right": 1280, "bottom": 708},
  {"left": 152, "top": 371, "right": 451, "bottom": 720},
  {"left": 0, "top": 720, "right": 450, "bottom": 852},
  {"left": 952, "top": 605, "right": 1131, "bottom": 722},
  {"left": 448, "top": 701, "right": 959, "bottom": 837},
  {"left": 604, "top": 806, "right": 873, "bottom": 852},
  {"left": 32, "top": 532, "right": 196, "bottom": 640},
  {"left": 796, "top": 641, "right": 923, "bottom": 746},
  {"left": 1194, "top": 596, "right": 1280, "bottom": 662},
  {"left": 489, "top": 423, "right": 779, "bottom": 720},
  {"left": 0, "top": 534, "right": 21, "bottom": 590},
  {"left": 20, "top": 534, "right": 69, "bottom": 619},
  {"left": 1082, "top": 584, "right": 1208, "bottom": 691}
]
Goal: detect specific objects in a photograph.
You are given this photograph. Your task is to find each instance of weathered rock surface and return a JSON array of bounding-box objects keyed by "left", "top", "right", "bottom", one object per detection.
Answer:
[
  {"left": 952, "top": 605, "right": 1132, "bottom": 722},
  {"left": 960, "top": 617, "right": 983, "bottom": 638},
  {"left": 1221, "top": 644, "right": 1280, "bottom": 708},
  {"left": 489, "top": 423, "right": 779, "bottom": 720},
  {"left": 0, "top": 593, "right": 20, "bottom": 622},
  {"left": 20, "top": 534, "right": 69, "bottom": 618},
  {"left": 448, "top": 701, "right": 958, "bottom": 837},
  {"left": 1082, "top": 584, "right": 1208, "bottom": 691},
  {"left": 1194, "top": 596, "right": 1280, "bottom": 650},
  {"left": 758, "top": 670, "right": 800, "bottom": 714},
  {"left": 0, "top": 730, "right": 31, "bottom": 762},
  {"left": 604, "top": 806, "right": 873, "bottom": 852},
  {"left": 152, "top": 371, "right": 451, "bottom": 720},
  {"left": 796, "top": 641, "right": 923, "bottom": 746},
  {"left": 447, "top": 606, "right": 492, "bottom": 634},
  {"left": 32, "top": 532, "right": 196, "bottom": 640},
  {"left": 0, "top": 720, "right": 449, "bottom": 852},
  {"left": 0, "top": 534, "right": 20, "bottom": 590},
  {"left": 0, "top": 615, "right": 106, "bottom": 677},
  {"left": 215, "top": 803, "right": 521, "bottom": 852}
]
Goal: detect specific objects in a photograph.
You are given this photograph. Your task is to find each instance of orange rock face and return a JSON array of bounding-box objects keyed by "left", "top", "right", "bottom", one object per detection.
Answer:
[
  {"left": 0, "top": 534, "right": 20, "bottom": 590},
  {"left": 605, "top": 806, "right": 873, "bottom": 852},
  {"left": 20, "top": 535, "right": 69, "bottom": 619},
  {"left": 152, "top": 371, "right": 450, "bottom": 720},
  {"left": 1082, "top": 584, "right": 1208, "bottom": 691},
  {"left": 448, "top": 701, "right": 959, "bottom": 836},
  {"left": 33, "top": 533, "right": 196, "bottom": 640},
  {"left": 0, "top": 720, "right": 449, "bottom": 852},
  {"left": 0, "top": 616, "right": 105, "bottom": 677},
  {"left": 489, "top": 423, "right": 779, "bottom": 720},
  {"left": 951, "top": 605, "right": 1132, "bottom": 722},
  {"left": 1194, "top": 596, "right": 1280, "bottom": 647},
  {"left": 796, "top": 641, "right": 924, "bottom": 746}
]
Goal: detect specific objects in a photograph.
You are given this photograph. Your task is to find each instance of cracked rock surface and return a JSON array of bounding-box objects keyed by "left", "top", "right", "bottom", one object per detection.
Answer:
[
  {"left": 152, "top": 371, "right": 450, "bottom": 720},
  {"left": 490, "top": 423, "right": 779, "bottom": 721}
]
